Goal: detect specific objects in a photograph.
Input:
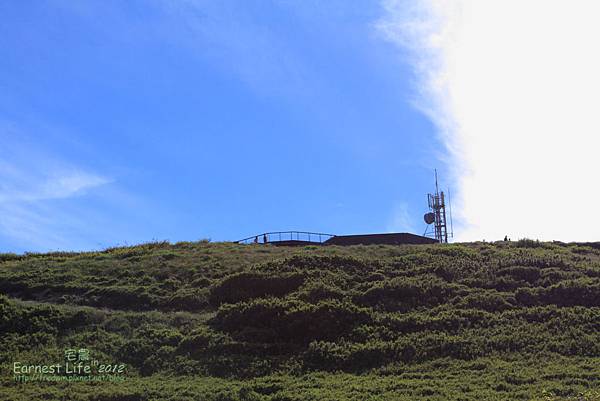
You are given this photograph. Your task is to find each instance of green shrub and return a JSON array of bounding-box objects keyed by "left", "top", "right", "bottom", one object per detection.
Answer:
[
  {"left": 515, "top": 238, "right": 544, "bottom": 248},
  {"left": 140, "top": 345, "right": 176, "bottom": 376},
  {"left": 497, "top": 266, "right": 541, "bottom": 283},
  {"left": 165, "top": 288, "right": 208, "bottom": 311},
  {"left": 454, "top": 290, "right": 514, "bottom": 312},
  {"left": 177, "top": 327, "right": 228, "bottom": 358},
  {"left": 516, "top": 279, "right": 600, "bottom": 307},
  {"left": 542, "top": 279, "right": 600, "bottom": 307},
  {"left": 304, "top": 340, "right": 416, "bottom": 372},
  {"left": 0, "top": 253, "right": 22, "bottom": 262},
  {"left": 84, "top": 286, "right": 156, "bottom": 310},
  {"left": 303, "top": 340, "right": 348, "bottom": 371},
  {"left": 119, "top": 338, "right": 155, "bottom": 366},
  {"left": 135, "top": 325, "right": 183, "bottom": 347},
  {"left": 296, "top": 282, "right": 346, "bottom": 303},
  {"left": 213, "top": 299, "right": 370, "bottom": 344},
  {"left": 102, "top": 315, "right": 133, "bottom": 335},
  {"left": 209, "top": 273, "right": 304, "bottom": 306},
  {"left": 1, "top": 240, "right": 600, "bottom": 398},
  {"left": 357, "top": 275, "right": 457, "bottom": 311}
]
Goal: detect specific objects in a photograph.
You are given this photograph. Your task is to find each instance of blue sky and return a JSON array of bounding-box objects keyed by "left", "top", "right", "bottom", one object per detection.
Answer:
[
  {"left": 4, "top": 1, "right": 599, "bottom": 252},
  {"left": 0, "top": 1, "right": 447, "bottom": 252}
]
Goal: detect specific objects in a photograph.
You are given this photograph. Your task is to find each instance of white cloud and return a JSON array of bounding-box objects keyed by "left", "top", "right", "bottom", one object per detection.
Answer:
[
  {"left": 378, "top": 0, "right": 600, "bottom": 242},
  {"left": 38, "top": 171, "right": 110, "bottom": 200},
  {"left": 0, "top": 128, "right": 112, "bottom": 251},
  {"left": 0, "top": 170, "right": 110, "bottom": 204}
]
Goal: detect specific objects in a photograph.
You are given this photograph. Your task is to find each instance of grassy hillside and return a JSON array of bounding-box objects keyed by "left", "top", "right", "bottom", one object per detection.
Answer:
[{"left": 1, "top": 240, "right": 599, "bottom": 400}]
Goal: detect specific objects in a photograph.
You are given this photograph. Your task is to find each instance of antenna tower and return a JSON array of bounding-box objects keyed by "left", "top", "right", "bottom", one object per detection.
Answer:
[{"left": 423, "top": 170, "right": 452, "bottom": 243}]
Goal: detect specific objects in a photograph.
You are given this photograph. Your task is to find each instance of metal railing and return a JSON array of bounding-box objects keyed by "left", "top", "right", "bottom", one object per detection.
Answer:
[{"left": 236, "top": 231, "right": 335, "bottom": 245}]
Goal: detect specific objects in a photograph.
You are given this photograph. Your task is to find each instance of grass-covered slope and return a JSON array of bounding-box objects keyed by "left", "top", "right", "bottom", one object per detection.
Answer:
[{"left": 1, "top": 240, "right": 599, "bottom": 400}]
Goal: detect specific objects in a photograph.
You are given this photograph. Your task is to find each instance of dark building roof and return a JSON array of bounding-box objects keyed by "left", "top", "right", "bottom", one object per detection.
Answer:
[{"left": 324, "top": 232, "right": 437, "bottom": 246}]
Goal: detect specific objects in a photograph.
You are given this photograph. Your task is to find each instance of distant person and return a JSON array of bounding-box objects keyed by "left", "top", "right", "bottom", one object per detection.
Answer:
[
  {"left": 504, "top": 235, "right": 508, "bottom": 241},
  {"left": 263, "top": 233, "right": 268, "bottom": 243},
  {"left": 254, "top": 236, "right": 258, "bottom": 244}
]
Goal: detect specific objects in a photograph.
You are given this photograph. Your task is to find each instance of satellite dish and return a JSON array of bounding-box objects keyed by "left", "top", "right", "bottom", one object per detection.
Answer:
[{"left": 424, "top": 212, "right": 435, "bottom": 225}]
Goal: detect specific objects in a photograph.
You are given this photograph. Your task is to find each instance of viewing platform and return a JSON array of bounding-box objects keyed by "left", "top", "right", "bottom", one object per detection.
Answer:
[
  {"left": 236, "top": 231, "right": 334, "bottom": 246},
  {"left": 236, "top": 231, "right": 437, "bottom": 246}
]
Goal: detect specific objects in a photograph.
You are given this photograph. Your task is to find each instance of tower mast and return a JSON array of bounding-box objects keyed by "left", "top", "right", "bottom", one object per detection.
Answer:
[{"left": 424, "top": 169, "right": 450, "bottom": 243}]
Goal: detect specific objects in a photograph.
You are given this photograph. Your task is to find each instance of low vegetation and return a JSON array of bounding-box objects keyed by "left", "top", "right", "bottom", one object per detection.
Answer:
[{"left": 1, "top": 239, "right": 599, "bottom": 400}]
